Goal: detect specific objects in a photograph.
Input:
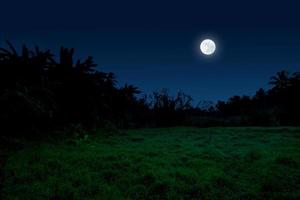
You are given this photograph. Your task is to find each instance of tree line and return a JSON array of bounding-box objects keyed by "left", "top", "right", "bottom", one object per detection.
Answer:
[
  {"left": 1, "top": 41, "right": 300, "bottom": 138},
  {"left": 213, "top": 70, "right": 300, "bottom": 126}
]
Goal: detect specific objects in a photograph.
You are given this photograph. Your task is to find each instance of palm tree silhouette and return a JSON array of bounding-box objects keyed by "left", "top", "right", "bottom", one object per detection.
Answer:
[{"left": 269, "top": 70, "right": 290, "bottom": 89}]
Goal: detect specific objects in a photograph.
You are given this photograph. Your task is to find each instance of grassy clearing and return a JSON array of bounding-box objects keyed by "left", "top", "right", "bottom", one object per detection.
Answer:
[{"left": 1, "top": 127, "right": 300, "bottom": 200}]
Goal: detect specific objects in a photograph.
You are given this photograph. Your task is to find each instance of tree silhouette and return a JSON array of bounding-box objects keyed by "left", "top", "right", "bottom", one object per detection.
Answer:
[
  {"left": 0, "top": 41, "right": 146, "bottom": 137},
  {"left": 2, "top": 40, "right": 300, "bottom": 138},
  {"left": 269, "top": 70, "right": 290, "bottom": 90}
]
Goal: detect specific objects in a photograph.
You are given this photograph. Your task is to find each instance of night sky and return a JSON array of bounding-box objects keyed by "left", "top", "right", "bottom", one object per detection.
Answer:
[{"left": 1, "top": 0, "right": 300, "bottom": 103}]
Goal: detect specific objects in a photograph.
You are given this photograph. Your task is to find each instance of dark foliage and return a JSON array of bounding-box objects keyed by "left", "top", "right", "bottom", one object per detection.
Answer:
[
  {"left": 0, "top": 41, "right": 145, "bottom": 137},
  {"left": 214, "top": 70, "right": 300, "bottom": 126},
  {"left": 1, "top": 41, "right": 300, "bottom": 139},
  {"left": 150, "top": 89, "right": 193, "bottom": 126}
]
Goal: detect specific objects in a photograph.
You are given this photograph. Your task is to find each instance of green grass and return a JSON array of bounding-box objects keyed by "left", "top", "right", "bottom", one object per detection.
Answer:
[{"left": 1, "top": 127, "right": 300, "bottom": 200}]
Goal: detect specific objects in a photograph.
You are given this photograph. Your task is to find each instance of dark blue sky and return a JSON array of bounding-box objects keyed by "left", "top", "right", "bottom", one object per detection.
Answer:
[{"left": 1, "top": 0, "right": 300, "bottom": 102}]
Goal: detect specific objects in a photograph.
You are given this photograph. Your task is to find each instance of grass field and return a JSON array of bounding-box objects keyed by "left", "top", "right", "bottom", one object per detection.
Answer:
[{"left": 1, "top": 127, "right": 300, "bottom": 200}]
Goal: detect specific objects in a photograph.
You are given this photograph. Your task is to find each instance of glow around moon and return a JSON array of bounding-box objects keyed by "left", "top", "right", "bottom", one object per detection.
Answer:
[{"left": 200, "top": 39, "right": 216, "bottom": 55}]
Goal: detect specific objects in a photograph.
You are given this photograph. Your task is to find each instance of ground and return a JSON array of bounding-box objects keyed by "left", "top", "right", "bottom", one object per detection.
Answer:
[{"left": 1, "top": 127, "right": 300, "bottom": 200}]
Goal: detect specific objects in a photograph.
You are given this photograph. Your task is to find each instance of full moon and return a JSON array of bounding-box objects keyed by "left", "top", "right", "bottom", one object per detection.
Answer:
[{"left": 200, "top": 39, "right": 216, "bottom": 55}]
